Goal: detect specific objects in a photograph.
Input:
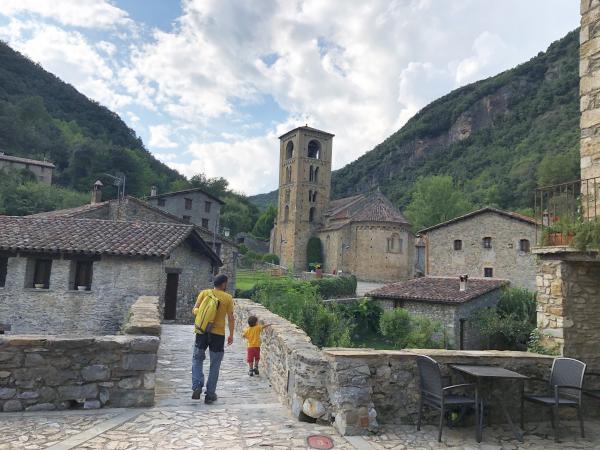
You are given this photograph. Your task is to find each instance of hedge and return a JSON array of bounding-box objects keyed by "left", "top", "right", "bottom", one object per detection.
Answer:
[{"left": 309, "top": 275, "right": 357, "bottom": 299}]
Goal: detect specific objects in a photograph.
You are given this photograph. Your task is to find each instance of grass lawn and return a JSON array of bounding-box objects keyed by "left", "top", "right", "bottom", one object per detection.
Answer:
[{"left": 236, "top": 269, "right": 273, "bottom": 291}]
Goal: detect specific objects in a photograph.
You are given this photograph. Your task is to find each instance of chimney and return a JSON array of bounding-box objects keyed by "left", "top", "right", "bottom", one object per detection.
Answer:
[
  {"left": 459, "top": 274, "right": 468, "bottom": 292},
  {"left": 91, "top": 180, "right": 103, "bottom": 204},
  {"left": 150, "top": 185, "right": 157, "bottom": 197}
]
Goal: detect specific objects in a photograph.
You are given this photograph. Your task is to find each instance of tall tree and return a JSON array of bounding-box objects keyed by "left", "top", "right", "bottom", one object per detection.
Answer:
[
  {"left": 405, "top": 175, "right": 472, "bottom": 231},
  {"left": 252, "top": 204, "right": 277, "bottom": 239}
]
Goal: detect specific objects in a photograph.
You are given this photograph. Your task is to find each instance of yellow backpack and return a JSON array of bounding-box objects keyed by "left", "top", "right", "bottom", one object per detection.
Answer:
[{"left": 194, "top": 289, "right": 220, "bottom": 334}]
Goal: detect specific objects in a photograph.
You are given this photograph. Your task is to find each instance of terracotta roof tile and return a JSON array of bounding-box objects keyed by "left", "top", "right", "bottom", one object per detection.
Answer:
[
  {"left": 0, "top": 216, "right": 195, "bottom": 258},
  {"left": 368, "top": 277, "right": 508, "bottom": 304},
  {"left": 28, "top": 202, "right": 109, "bottom": 218}
]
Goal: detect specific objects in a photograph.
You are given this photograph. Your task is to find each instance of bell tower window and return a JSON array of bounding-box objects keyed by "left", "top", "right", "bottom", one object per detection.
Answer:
[
  {"left": 314, "top": 167, "right": 319, "bottom": 183},
  {"left": 286, "top": 141, "right": 294, "bottom": 160},
  {"left": 309, "top": 207, "right": 316, "bottom": 223},
  {"left": 309, "top": 166, "right": 314, "bottom": 182},
  {"left": 284, "top": 205, "right": 290, "bottom": 223},
  {"left": 307, "top": 140, "right": 321, "bottom": 159}
]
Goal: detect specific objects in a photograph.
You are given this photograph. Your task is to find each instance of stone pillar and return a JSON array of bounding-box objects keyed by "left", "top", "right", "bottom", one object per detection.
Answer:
[
  {"left": 580, "top": 1, "right": 600, "bottom": 216},
  {"left": 535, "top": 260, "right": 567, "bottom": 354}
]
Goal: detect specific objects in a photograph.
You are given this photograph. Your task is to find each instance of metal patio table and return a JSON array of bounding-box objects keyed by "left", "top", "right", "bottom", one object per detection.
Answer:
[{"left": 450, "top": 364, "right": 529, "bottom": 442}]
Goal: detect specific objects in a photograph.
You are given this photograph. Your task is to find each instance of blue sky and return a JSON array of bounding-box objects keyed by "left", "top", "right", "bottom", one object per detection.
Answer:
[{"left": 0, "top": 0, "right": 580, "bottom": 195}]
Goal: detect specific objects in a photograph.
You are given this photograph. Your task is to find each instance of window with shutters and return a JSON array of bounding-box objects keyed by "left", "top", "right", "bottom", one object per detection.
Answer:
[
  {"left": 71, "top": 260, "right": 93, "bottom": 290},
  {"left": 0, "top": 257, "right": 7, "bottom": 288},
  {"left": 454, "top": 240, "right": 462, "bottom": 251},
  {"left": 184, "top": 198, "right": 193, "bottom": 210}
]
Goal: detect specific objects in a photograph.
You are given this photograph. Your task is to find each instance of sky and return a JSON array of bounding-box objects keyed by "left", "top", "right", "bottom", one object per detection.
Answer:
[{"left": 0, "top": 0, "right": 580, "bottom": 195}]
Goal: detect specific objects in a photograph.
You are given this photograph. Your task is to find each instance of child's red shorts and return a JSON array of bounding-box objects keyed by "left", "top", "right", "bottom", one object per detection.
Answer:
[{"left": 247, "top": 347, "right": 260, "bottom": 363}]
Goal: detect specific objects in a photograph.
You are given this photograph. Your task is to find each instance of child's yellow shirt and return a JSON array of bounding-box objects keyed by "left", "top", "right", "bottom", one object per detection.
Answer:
[{"left": 242, "top": 324, "right": 263, "bottom": 348}]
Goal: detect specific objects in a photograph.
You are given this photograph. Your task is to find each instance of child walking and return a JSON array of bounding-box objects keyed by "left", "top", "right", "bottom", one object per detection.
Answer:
[{"left": 242, "top": 315, "right": 271, "bottom": 376}]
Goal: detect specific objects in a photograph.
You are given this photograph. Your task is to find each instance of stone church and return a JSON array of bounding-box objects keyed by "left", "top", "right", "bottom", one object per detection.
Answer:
[{"left": 270, "top": 126, "right": 414, "bottom": 282}]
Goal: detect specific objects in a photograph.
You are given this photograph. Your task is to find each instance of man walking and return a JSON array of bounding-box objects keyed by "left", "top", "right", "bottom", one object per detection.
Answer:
[{"left": 191, "top": 274, "right": 234, "bottom": 404}]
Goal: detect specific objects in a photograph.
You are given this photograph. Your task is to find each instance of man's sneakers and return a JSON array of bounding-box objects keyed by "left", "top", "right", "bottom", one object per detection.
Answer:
[
  {"left": 204, "top": 393, "right": 217, "bottom": 404},
  {"left": 253, "top": 366, "right": 260, "bottom": 376},
  {"left": 192, "top": 387, "right": 203, "bottom": 400},
  {"left": 248, "top": 368, "right": 254, "bottom": 377}
]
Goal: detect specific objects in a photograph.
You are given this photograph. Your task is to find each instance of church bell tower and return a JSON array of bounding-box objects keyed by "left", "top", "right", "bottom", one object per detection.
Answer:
[{"left": 272, "top": 126, "right": 334, "bottom": 271}]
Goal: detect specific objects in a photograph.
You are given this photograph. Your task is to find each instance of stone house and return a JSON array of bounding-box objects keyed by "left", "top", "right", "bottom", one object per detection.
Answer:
[
  {"left": 29, "top": 187, "right": 238, "bottom": 295},
  {"left": 270, "top": 126, "right": 414, "bottom": 282},
  {"left": 369, "top": 277, "right": 508, "bottom": 349},
  {"left": 0, "top": 216, "right": 221, "bottom": 333},
  {"left": 0, "top": 152, "right": 54, "bottom": 184},
  {"left": 146, "top": 186, "right": 223, "bottom": 231},
  {"left": 418, "top": 207, "right": 537, "bottom": 291}
]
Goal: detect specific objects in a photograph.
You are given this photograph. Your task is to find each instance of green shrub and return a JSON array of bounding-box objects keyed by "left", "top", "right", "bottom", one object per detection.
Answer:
[
  {"left": 379, "top": 309, "right": 412, "bottom": 348},
  {"left": 261, "top": 253, "right": 280, "bottom": 264},
  {"left": 470, "top": 287, "right": 537, "bottom": 350},
  {"left": 238, "top": 244, "right": 249, "bottom": 255},
  {"left": 306, "top": 237, "right": 323, "bottom": 270},
  {"left": 527, "top": 329, "right": 560, "bottom": 355},
  {"left": 310, "top": 275, "right": 357, "bottom": 299},
  {"left": 253, "top": 278, "right": 351, "bottom": 347},
  {"left": 379, "top": 309, "right": 443, "bottom": 349},
  {"left": 573, "top": 219, "right": 600, "bottom": 252},
  {"left": 337, "top": 298, "right": 383, "bottom": 335}
]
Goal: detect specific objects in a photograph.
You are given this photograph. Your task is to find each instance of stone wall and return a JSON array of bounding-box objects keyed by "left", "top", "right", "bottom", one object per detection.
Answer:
[
  {"left": 324, "top": 348, "right": 553, "bottom": 435},
  {"left": 163, "top": 243, "right": 214, "bottom": 323},
  {"left": 581, "top": 0, "right": 600, "bottom": 184},
  {"left": 0, "top": 296, "right": 160, "bottom": 412},
  {"left": 146, "top": 190, "right": 222, "bottom": 233},
  {"left": 0, "top": 254, "right": 163, "bottom": 335},
  {"left": 535, "top": 254, "right": 600, "bottom": 371},
  {"left": 235, "top": 298, "right": 555, "bottom": 436},
  {"left": 319, "top": 223, "right": 414, "bottom": 283},
  {"left": 373, "top": 290, "right": 501, "bottom": 350},
  {"left": 424, "top": 212, "right": 536, "bottom": 290},
  {"left": 234, "top": 299, "right": 332, "bottom": 422}
]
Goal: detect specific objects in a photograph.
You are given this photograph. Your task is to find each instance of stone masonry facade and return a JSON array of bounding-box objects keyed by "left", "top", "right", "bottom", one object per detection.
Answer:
[
  {"left": 536, "top": 256, "right": 600, "bottom": 371},
  {"left": 234, "top": 298, "right": 554, "bottom": 436},
  {"left": 422, "top": 210, "right": 537, "bottom": 290},
  {"left": 581, "top": 0, "right": 600, "bottom": 182},
  {"left": 0, "top": 296, "right": 161, "bottom": 413},
  {"left": 375, "top": 289, "right": 501, "bottom": 350},
  {"left": 0, "top": 254, "right": 164, "bottom": 335},
  {"left": 319, "top": 223, "right": 414, "bottom": 282}
]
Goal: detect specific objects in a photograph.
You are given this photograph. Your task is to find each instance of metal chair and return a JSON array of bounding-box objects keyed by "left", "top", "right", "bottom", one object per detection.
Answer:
[
  {"left": 416, "top": 355, "right": 483, "bottom": 442},
  {"left": 521, "top": 357, "right": 586, "bottom": 442},
  {"left": 584, "top": 372, "right": 600, "bottom": 400}
]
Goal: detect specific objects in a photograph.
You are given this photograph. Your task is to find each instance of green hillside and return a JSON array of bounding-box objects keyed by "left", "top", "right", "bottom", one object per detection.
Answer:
[
  {"left": 251, "top": 30, "right": 580, "bottom": 214},
  {"left": 0, "top": 41, "right": 184, "bottom": 213}
]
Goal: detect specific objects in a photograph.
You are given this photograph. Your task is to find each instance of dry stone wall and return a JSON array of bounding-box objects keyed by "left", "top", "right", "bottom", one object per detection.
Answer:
[
  {"left": 0, "top": 296, "right": 160, "bottom": 412},
  {"left": 235, "top": 298, "right": 555, "bottom": 436}
]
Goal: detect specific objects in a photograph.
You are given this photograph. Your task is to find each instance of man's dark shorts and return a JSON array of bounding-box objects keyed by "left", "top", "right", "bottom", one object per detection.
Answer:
[{"left": 195, "top": 333, "right": 225, "bottom": 353}]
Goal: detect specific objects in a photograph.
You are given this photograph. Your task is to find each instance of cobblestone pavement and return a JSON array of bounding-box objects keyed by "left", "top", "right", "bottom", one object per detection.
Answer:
[
  {"left": 2, "top": 324, "right": 600, "bottom": 449},
  {"left": 0, "top": 325, "right": 353, "bottom": 450},
  {"left": 364, "top": 421, "right": 600, "bottom": 450}
]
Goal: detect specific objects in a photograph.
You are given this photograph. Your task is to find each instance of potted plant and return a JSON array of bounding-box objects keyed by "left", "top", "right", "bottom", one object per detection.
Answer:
[
  {"left": 542, "top": 219, "right": 577, "bottom": 246},
  {"left": 77, "top": 285, "right": 88, "bottom": 291}
]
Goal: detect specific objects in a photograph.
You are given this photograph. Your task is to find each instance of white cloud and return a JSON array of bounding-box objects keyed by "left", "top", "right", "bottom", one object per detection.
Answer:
[
  {"left": 0, "top": 0, "right": 130, "bottom": 29},
  {"left": 0, "top": 0, "right": 581, "bottom": 195},
  {"left": 148, "top": 124, "right": 178, "bottom": 149}
]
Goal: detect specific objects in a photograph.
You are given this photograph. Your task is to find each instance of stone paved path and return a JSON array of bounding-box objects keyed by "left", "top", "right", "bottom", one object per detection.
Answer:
[
  {"left": 2, "top": 325, "right": 600, "bottom": 449},
  {"left": 0, "top": 325, "right": 354, "bottom": 450}
]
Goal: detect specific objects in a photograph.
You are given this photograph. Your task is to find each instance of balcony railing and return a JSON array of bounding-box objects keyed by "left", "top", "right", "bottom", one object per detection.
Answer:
[{"left": 534, "top": 177, "right": 600, "bottom": 246}]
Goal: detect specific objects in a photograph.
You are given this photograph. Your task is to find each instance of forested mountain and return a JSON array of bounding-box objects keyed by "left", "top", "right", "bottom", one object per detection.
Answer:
[
  {"left": 0, "top": 41, "right": 184, "bottom": 202},
  {"left": 251, "top": 30, "right": 580, "bottom": 214}
]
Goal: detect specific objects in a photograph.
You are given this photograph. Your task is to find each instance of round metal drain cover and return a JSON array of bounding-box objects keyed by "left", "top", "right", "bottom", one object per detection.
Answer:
[{"left": 307, "top": 434, "right": 334, "bottom": 449}]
